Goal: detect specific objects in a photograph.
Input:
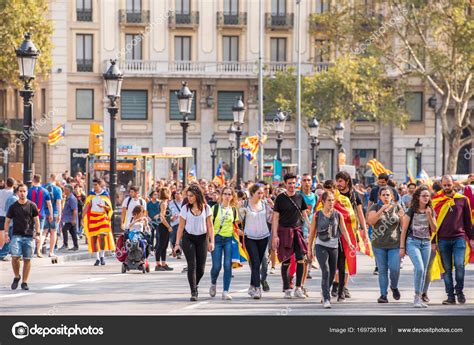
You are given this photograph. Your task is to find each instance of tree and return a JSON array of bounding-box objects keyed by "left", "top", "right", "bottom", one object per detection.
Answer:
[
  {"left": 0, "top": 0, "right": 53, "bottom": 87},
  {"left": 308, "top": 0, "right": 474, "bottom": 174}
]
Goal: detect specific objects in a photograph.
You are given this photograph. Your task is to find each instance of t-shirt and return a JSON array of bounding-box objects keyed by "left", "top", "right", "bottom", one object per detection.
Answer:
[
  {"left": 62, "top": 194, "right": 78, "bottom": 224},
  {"left": 299, "top": 191, "right": 317, "bottom": 237},
  {"left": 6, "top": 200, "right": 39, "bottom": 237},
  {"left": 315, "top": 210, "right": 341, "bottom": 249},
  {"left": 242, "top": 201, "right": 269, "bottom": 240},
  {"left": 43, "top": 183, "right": 63, "bottom": 216},
  {"left": 211, "top": 204, "right": 239, "bottom": 238},
  {"left": 0, "top": 188, "right": 14, "bottom": 217},
  {"left": 122, "top": 196, "right": 147, "bottom": 228},
  {"left": 341, "top": 190, "right": 362, "bottom": 208},
  {"left": 369, "top": 186, "right": 400, "bottom": 204},
  {"left": 401, "top": 194, "right": 413, "bottom": 210},
  {"left": 369, "top": 203, "right": 402, "bottom": 249},
  {"left": 406, "top": 208, "right": 433, "bottom": 240},
  {"left": 27, "top": 186, "right": 51, "bottom": 219},
  {"left": 147, "top": 200, "right": 160, "bottom": 221},
  {"left": 169, "top": 200, "right": 183, "bottom": 227},
  {"left": 180, "top": 204, "right": 211, "bottom": 235},
  {"left": 273, "top": 192, "right": 308, "bottom": 227}
]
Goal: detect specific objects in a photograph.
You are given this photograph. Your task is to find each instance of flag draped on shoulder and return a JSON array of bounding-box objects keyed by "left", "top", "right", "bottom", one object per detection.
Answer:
[
  {"left": 83, "top": 189, "right": 115, "bottom": 253},
  {"left": 367, "top": 159, "right": 392, "bottom": 177},
  {"left": 48, "top": 124, "right": 65, "bottom": 145}
]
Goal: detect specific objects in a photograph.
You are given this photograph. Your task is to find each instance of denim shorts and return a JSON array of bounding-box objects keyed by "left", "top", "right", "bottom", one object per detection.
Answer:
[
  {"left": 10, "top": 235, "right": 35, "bottom": 259},
  {"left": 44, "top": 217, "right": 59, "bottom": 233}
]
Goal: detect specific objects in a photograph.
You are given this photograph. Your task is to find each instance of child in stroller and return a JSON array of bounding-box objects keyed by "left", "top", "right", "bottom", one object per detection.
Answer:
[{"left": 120, "top": 205, "right": 152, "bottom": 273}]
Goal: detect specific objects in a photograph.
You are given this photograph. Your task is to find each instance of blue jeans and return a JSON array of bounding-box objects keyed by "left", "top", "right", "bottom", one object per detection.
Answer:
[
  {"left": 210, "top": 235, "right": 233, "bottom": 292},
  {"left": 438, "top": 238, "right": 466, "bottom": 298},
  {"left": 10, "top": 235, "right": 35, "bottom": 259},
  {"left": 0, "top": 226, "right": 13, "bottom": 257},
  {"left": 406, "top": 237, "right": 431, "bottom": 294},
  {"left": 373, "top": 247, "right": 400, "bottom": 296}
]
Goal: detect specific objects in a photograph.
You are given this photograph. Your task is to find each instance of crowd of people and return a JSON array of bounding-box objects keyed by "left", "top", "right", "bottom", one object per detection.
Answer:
[{"left": 0, "top": 170, "right": 473, "bottom": 309}]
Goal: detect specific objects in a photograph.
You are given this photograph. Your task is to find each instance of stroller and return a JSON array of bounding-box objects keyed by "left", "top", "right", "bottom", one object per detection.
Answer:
[{"left": 116, "top": 228, "right": 152, "bottom": 274}]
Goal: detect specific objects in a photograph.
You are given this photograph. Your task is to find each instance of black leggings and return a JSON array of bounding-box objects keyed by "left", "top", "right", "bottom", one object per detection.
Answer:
[
  {"left": 156, "top": 224, "right": 170, "bottom": 262},
  {"left": 245, "top": 236, "right": 269, "bottom": 288},
  {"left": 315, "top": 244, "right": 338, "bottom": 301},
  {"left": 281, "top": 235, "right": 305, "bottom": 290},
  {"left": 182, "top": 231, "right": 208, "bottom": 294},
  {"left": 336, "top": 242, "right": 346, "bottom": 295}
]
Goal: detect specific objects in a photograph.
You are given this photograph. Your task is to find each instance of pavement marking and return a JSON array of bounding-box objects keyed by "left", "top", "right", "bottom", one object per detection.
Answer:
[
  {"left": 238, "top": 288, "right": 249, "bottom": 293},
  {"left": 0, "top": 292, "right": 37, "bottom": 298},
  {"left": 77, "top": 277, "right": 106, "bottom": 283},
  {"left": 42, "top": 284, "right": 75, "bottom": 290},
  {"left": 182, "top": 301, "right": 209, "bottom": 310}
]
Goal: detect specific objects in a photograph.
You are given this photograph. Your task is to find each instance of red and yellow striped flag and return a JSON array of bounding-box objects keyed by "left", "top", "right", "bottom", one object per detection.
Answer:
[
  {"left": 367, "top": 159, "right": 392, "bottom": 177},
  {"left": 48, "top": 124, "right": 65, "bottom": 145}
]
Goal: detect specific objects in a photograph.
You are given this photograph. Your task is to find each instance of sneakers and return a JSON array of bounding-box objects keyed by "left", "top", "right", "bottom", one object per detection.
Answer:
[
  {"left": 337, "top": 294, "right": 346, "bottom": 303},
  {"left": 248, "top": 286, "right": 256, "bottom": 297},
  {"left": 162, "top": 265, "right": 174, "bottom": 271},
  {"left": 306, "top": 271, "right": 312, "bottom": 279},
  {"left": 68, "top": 246, "right": 79, "bottom": 251},
  {"left": 302, "top": 287, "right": 309, "bottom": 298},
  {"left": 331, "top": 282, "right": 338, "bottom": 298},
  {"left": 94, "top": 259, "right": 100, "bottom": 266},
  {"left": 21, "top": 282, "right": 29, "bottom": 291},
  {"left": 421, "top": 293, "right": 430, "bottom": 303},
  {"left": 261, "top": 280, "right": 270, "bottom": 292},
  {"left": 442, "top": 297, "right": 456, "bottom": 305},
  {"left": 37, "top": 252, "right": 43, "bottom": 258},
  {"left": 253, "top": 287, "right": 262, "bottom": 300},
  {"left": 155, "top": 266, "right": 165, "bottom": 271},
  {"left": 100, "top": 257, "right": 106, "bottom": 265},
  {"left": 270, "top": 267, "right": 276, "bottom": 274},
  {"left": 343, "top": 287, "right": 351, "bottom": 299},
  {"left": 182, "top": 266, "right": 188, "bottom": 273},
  {"left": 414, "top": 295, "right": 427, "bottom": 308},
  {"left": 11, "top": 276, "right": 21, "bottom": 290},
  {"left": 377, "top": 295, "right": 388, "bottom": 303},
  {"left": 190, "top": 294, "right": 198, "bottom": 302},
  {"left": 373, "top": 267, "right": 379, "bottom": 275},
  {"left": 323, "top": 300, "right": 331, "bottom": 309},
  {"left": 456, "top": 292, "right": 466, "bottom": 304},
  {"left": 222, "top": 291, "right": 233, "bottom": 300},
  {"left": 284, "top": 289, "right": 293, "bottom": 299},
  {"left": 294, "top": 287, "right": 306, "bottom": 299},
  {"left": 209, "top": 284, "right": 217, "bottom": 297},
  {"left": 391, "top": 288, "right": 401, "bottom": 301}
]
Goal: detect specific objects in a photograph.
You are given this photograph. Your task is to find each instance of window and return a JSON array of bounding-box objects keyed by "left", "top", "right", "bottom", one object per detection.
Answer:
[
  {"left": 121, "top": 90, "right": 148, "bottom": 120},
  {"left": 76, "top": 89, "right": 94, "bottom": 119},
  {"left": 218, "top": 91, "right": 244, "bottom": 121},
  {"left": 175, "top": 36, "right": 191, "bottom": 61},
  {"left": 176, "top": 0, "right": 190, "bottom": 14},
  {"left": 406, "top": 149, "right": 418, "bottom": 176},
  {"left": 316, "top": 0, "right": 330, "bottom": 13},
  {"left": 315, "top": 39, "right": 330, "bottom": 63},
  {"left": 169, "top": 90, "right": 196, "bottom": 120},
  {"left": 125, "top": 34, "right": 142, "bottom": 60},
  {"left": 76, "top": 0, "right": 92, "bottom": 21},
  {"left": 41, "top": 88, "right": 46, "bottom": 116},
  {"left": 270, "top": 38, "right": 287, "bottom": 62},
  {"left": 272, "top": 0, "right": 286, "bottom": 15},
  {"left": 317, "top": 149, "right": 333, "bottom": 180},
  {"left": 224, "top": 0, "right": 238, "bottom": 14},
  {"left": 126, "top": 0, "right": 141, "bottom": 12},
  {"left": 405, "top": 92, "right": 423, "bottom": 121},
  {"left": 353, "top": 149, "right": 376, "bottom": 182},
  {"left": 223, "top": 36, "right": 239, "bottom": 62},
  {"left": 76, "top": 34, "right": 93, "bottom": 72}
]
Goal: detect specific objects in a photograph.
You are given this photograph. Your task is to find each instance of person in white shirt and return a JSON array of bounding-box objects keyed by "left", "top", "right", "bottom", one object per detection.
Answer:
[
  {"left": 121, "top": 186, "right": 147, "bottom": 230},
  {"left": 0, "top": 178, "right": 15, "bottom": 232}
]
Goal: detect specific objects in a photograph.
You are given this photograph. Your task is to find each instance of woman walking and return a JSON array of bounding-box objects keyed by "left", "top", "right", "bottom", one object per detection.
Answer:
[
  {"left": 147, "top": 190, "right": 160, "bottom": 252},
  {"left": 368, "top": 186, "right": 404, "bottom": 303},
  {"left": 174, "top": 185, "right": 214, "bottom": 301},
  {"left": 169, "top": 190, "right": 184, "bottom": 259},
  {"left": 155, "top": 187, "right": 173, "bottom": 271},
  {"left": 241, "top": 184, "right": 271, "bottom": 299},
  {"left": 400, "top": 186, "right": 437, "bottom": 308},
  {"left": 209, "top": 187, "right": 238, "bottom": 300},
  {"left": 308, "top": 191, "right": 355, "bottom": 309}
]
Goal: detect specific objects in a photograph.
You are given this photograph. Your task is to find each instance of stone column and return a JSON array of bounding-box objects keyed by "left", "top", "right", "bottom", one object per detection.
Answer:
[{"left": 152, "top": 79, "right": 168, "bottom": 178}]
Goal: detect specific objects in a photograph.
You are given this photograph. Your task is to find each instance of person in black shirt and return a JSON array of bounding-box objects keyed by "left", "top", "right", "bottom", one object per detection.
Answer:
[
  {"left": 272, "top": 173, "right": 311, "bottom": 299},
  {"left": 367, "top": 173, "right": 400, "bottom": 210},
  {"left": 1, "top": 184, "right": 40, "bottom": 291}
]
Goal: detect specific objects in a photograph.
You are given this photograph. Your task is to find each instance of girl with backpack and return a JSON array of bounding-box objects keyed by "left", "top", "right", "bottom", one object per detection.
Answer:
[
  {"left": 307, "top": 191, "right": 355, "bottom": 309},
  {"left": 400, "top": 186, "right": 437, "bottom": 308},
  {"left": 209, "top": 187, "right": 238, "bottom": 300}
]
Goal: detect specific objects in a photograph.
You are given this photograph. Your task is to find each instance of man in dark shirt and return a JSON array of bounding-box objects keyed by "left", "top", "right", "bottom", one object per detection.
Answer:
[
  {"left": 1, "top": 184, "right": 40, "bottom": 291},
  {"left": 435, "top": 175, "right": 474, "bottom": 305},
  {"left": 367, "top": 173, "right": 400, "bottom": 210},
  {"left": 272, "top": 173, "right": 310, "bottom": 299}
]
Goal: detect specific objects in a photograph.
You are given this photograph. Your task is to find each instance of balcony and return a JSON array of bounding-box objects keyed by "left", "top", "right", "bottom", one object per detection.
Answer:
[
  {"left": 265, "top": 13, "right": 294, "bottom": 29},
  {"left": 76, "top": 8, "right": 92, "bottom": 22},
  {"left": 216, "top": 12, "right": 247, "bottom": 28},
  {"left": 76, "top": 59, "right": 93, "bottom": 72},
  {"left": 168, "top": 11, "right": 199, "bottom": 29},
  {"left": 119, "top": 10, "right": 150, "bottom": 25},
  {"left": 110, "top": 60, "right": 331, "bottom": 78}
]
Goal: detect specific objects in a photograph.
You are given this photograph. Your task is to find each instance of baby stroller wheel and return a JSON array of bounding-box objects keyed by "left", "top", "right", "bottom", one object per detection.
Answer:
[{"left": 121, "top": 263, "right": 127, "bottom": 274}]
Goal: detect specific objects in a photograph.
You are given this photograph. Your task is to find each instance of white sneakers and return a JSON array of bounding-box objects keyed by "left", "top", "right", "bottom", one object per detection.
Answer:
[
  {"left": 414, "top": 295, "right": 428, "bottom": 308},
  {"left": 323, "top": 300, "right": 332, "bottom": 309},
  {"left": 284, "top": 289, "right": 293, "bottom": 299},
  {"left": 209, "top": 284, "right": 216, "bottom": 297},
  {"left": 222, "top": 291, "right": 233, "bottom": 300},
  {"left": 294, "top": 287, "right": 307, "bottom": 299},
  {"left": 253, "top": 287, "right": 262, "bottom": 299},
  {"left": 270, "top": 267, "right": 276, "bottom": 274},
  {"left": 248, "top": 286, "right": 256, "bottom": 297}
]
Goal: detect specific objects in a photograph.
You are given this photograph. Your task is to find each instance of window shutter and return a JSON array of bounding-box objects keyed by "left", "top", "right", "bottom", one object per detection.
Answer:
[{"left": 121, "top": 90, "right": 148, "bottom": 120}]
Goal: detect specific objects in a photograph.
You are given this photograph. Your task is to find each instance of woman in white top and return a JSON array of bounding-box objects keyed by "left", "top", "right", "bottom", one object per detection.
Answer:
[
  {"left": 241, "top": 184, "right": 270, "bottom": 299},
  {"left": 174, "top": 185, "right": 214, "bottom": 301}
]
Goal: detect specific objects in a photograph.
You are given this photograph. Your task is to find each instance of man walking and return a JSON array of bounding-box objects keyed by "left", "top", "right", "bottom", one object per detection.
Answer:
[
  {"left": 121, "top": 186, "right": 147, "bottom": 230},
  {"left": 42, "top": 174, "right": 63, "bottom": 256},
  {"left": 1, "top": 184, "right": 40, "bottom": 290},
  {"left": 61, "top": 185, "right": 79, "bottom": 251}
]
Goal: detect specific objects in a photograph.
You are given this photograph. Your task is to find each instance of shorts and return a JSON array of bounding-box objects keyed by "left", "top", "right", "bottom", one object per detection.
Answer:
[
  {"left": 0, "top": 216, "right": 5, "bottom": 230},
  {"left": 44, "top": 217, "right": 59, "bottom": 233},
  {"left": 38, "top": 218, "right": 45, "bottom": 232},
  {"left": 10, "top": 235, "right": 35, "bottom": 259}
]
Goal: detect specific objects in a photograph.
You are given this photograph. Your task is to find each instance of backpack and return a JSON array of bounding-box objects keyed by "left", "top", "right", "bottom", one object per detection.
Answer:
[{"left": 212, "top": 204, "right": 237, "bottom": 235}]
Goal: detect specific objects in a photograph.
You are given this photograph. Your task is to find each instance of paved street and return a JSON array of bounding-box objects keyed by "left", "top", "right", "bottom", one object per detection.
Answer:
[{"left": 0, "top": 252, "right": 472, "bottom": 316}]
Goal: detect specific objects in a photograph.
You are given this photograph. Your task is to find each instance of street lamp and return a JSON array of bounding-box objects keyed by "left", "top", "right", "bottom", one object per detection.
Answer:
[
  {"left": 335, "top": 121, "right": 345, "bottom": 172},
  {"left": 209, "top": 134, "right": 218, "bottom": 179},
  {"left": 176, "top": 81, "right": 193, "bottom": 187},
  {"left": 103, "top": 59, "right": 123, "bottom": 236},
  {"left": 308, "top": 117, "right": 320, "bottom": 178},
  {"left": 227, "top": 124, "right": 236, "bottom": 178},
  {"left": 232, "top": 96, "right": 245, "bottom": 189},
  {"left": 274, "top": 109, "right": 288, "bottom": 161},
  {"left": 415, "top": 138, "right": 423, "bottom": 175},
  {"left": 428, "top": 95, "right": 437, "bottom": 109},
  {"left": 16, "top": 33, "right": 40, "bottom": 188}
]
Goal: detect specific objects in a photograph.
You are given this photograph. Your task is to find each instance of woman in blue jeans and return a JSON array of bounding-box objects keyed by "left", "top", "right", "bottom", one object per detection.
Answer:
[
  {"left": 400, "top": 186, "right": 437, "bottom": 308},
  {"left": 368, "top": 186, "right": 404, "bottom": 303},
  {"left": 209, "top": 187, "right": 238, "bottom": 300}
]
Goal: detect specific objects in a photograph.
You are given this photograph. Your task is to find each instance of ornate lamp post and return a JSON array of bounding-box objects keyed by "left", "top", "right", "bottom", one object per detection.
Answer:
[
  {"left": 209, "top": 134, "right": 217, "bottom": 178},
  {"left": 308, "top": 117, "right": 320, "bottom": 178},
  {"left": 232, "top": 97, "right": 245, "bottom": 189},
  {"left": 274, "top": 109, "right": 288, "bottom": 161},
  {"left": 335, "top": 121, "right": 345, "bottom": 172},
  {"left": 176, "top": 81, "right": 193, "bottom": 187},
  {"left": 415, "top": 138, "right": 423, "bottom": 175},
  {"left": 227, "top": 124, "right": 236, "bottom": 178}
]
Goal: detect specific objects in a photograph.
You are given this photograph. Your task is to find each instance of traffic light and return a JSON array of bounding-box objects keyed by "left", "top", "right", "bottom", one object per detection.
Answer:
[{"left": 89, "top": 123, "right": 104, "bottom": 154}]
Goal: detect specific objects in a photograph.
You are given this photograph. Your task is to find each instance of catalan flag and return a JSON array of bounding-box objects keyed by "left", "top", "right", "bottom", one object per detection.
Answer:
[
  {"left": 241, "top": 135, "right": 267, "bottom": 163},
  {"left": 83, "top": 190, "right": 115, "bottom": 253},
  {"left": 212, "top": 159, "right": 225, "bottom": 186},
  {"left": 187, "top": 164, "right": 197, "bottom": 183},
  {"left": 406, "top": 169, "right": 415, "bottom": 184},
  {"left": 48, "top": 124, "right": 65, "bottom": 145},
  {"left": 367, "top": 158, "right": 393, "bottom": 177}
]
